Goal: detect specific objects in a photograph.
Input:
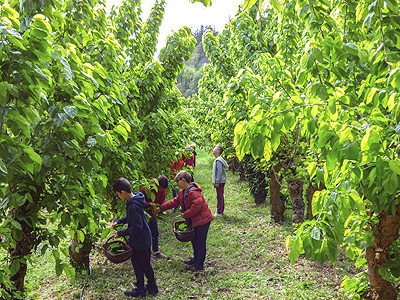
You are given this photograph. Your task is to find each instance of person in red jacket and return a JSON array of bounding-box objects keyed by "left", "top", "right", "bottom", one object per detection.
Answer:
[
  {"left": 140, "top": 175, "right": 169, "bottom": 260},
  {"left": 156, "top": 170, "right": 214, "bottom": 271}
]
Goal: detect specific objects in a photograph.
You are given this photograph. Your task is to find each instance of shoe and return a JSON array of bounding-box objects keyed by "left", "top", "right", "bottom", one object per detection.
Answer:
[
  {"left": 145, "top": 284, "right": 159, "bottom": 296},
  {"left": 183, "top": 258, "right": 195, "bottom": 265},
  {"left": 185, "top": 264, "right": 204, "bottom": 271},
  {"left": 153, "top": 251, "right": 167, "bottom": 259},
  {"left": 150, "top": 256, "right": 155, "bottom": 263},
  {"left": 214, "top": 213, "right": 222, "bottom": 217},
  {"left": 124, "top": 288, "right": 146, "bottom": 298}
]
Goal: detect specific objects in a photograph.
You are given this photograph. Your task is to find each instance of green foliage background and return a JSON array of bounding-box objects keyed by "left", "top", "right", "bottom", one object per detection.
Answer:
[{"left": 0, "top": 0, "right": 195, "bottom": 297}]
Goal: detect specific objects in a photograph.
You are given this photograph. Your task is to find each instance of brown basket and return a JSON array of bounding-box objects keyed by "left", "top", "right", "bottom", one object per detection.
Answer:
[
  {"left": 102, "top": 235, "right": 133, "bottom": 264},
  {"left": 173, "top": 215, "right": 195, "bottom": 242}
]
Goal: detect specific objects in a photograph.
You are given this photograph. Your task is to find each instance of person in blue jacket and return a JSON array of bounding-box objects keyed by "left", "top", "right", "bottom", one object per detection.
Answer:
[{"left": 111, "top": 177, "right": 158, "bottom": 298}]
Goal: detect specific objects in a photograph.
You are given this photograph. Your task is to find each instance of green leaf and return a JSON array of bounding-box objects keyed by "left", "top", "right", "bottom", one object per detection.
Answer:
[
  {"left": 310, "top": 226, "right": 321, "bottom": 240},
  {"left": 114, "top": 125, "right": 128, "bottom": 142},
  {"left": 389, "top": 159, "right": 400, "bottom": 175},
  {"left": 269, "top": 0, "right": 282, "bottom": 12},
  {"left": 11, "top": 220, "right": 22, "bottom": 230},
  {"left": 349, "top": 190, "right": 366, "bottom": 213},
  {"left": 263, "top": 140, "right": 272, "bottom": 161},
  {"left": 271, "top": 131, "right": 280, "bottom": 151},
  {"left": 307, "top": 162, "right": 318, "bottom": 179},
  {"left": 290, "top": 236, "right": 302, "bottom": 264},
  {"left": 63, "top": 106, "right": 78, "bottom": 119},
  {"left": 361, "top": 127, "right": 380, "bottom": 152},
  {"left": 77, "top": 230, "right": 85, "bottom": 243},
  {"left": 189, "top": 0, "right": 212, "bottom": 7},
  {"left": 251, "top": 134, "right": 264, "bottom": 159},
  {"left": 23, "top": 148, "right": 42, "bottom": 165},
  {"left": 242, "top": 0, "right": 257, "bottom": 12},
  {"left": 249, "top": 104, "right": 263, "bottom": 122},
  {"left": 343, "top": 43, "right": 359, "bottom": 56},
  {"left": 10, "top": 259, "right": 20, "bottom": 277}
]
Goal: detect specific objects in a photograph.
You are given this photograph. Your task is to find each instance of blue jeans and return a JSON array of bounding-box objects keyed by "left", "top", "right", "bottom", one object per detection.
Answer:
[
  {"left": 191, "top": 221, "right": 211, "bottom": 269},
  {"left": 148, "top": 219, "right": 159, "bottom": 253}
]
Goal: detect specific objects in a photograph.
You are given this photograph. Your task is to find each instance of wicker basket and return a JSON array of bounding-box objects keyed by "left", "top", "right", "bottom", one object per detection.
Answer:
[
  {"left": 173, "top": 215, "right": 195, "bottom": 242},
  {"left": 102, "top": 235, "right": 133, "bottom": 264}
]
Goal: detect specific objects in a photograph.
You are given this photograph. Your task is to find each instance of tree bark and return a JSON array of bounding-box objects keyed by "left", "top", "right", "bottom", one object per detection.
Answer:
[
  {"left": 268, "top": 162, "right": 285, "bottom": 222},
  {"left": 288, "top": 178, "right": 304, "bottom": 223},
  {"left": 69, "top": 231, "right": 92, "bottom": 271},
  {"left": 366, "top": 203, "right": 400, "bottom": 300},
  {"left": 8, "top": 208, "right": 36, "bottom": 295}
]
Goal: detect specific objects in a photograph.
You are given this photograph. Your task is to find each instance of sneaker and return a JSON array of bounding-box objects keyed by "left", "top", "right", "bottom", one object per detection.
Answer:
[
  {"left": 124, "top": 288, "right": 146, "bottom": 298},
  {"left": 153, "top": 251, "right": 167, "bottom": 259},
  {"left": 150, "top": 256, "right": 155, "bottom": 263},
  {"left": 183, "top": 258, "right": 195, "bottom": 265},
  {"left": 214, "top": 213, "right": 223, "bottom": 217},
  {"left": 145, "top": 284, "right": 159, "bottom": 296}
]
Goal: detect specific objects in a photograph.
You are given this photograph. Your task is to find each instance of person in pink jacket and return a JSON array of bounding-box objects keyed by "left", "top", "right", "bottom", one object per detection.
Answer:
[{"left": 156, "top": 170, "right": 213, "bottom": 271}]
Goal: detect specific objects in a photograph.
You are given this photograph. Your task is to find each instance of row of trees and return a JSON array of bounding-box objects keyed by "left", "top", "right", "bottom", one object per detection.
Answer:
[
  {"left": 0, "top": 0, "right": 195, "bottom": 298},
  {"left": 189, "top": 0, "right": 400, "bottom": 299}
]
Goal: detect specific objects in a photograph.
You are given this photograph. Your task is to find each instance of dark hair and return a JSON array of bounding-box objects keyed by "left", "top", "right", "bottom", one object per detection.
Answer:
[
  {"left": 175, "top": 170, "right": 192, "bottom": 183},
  {"left": 113, "top": 178, "right": 132, "bottom": 193},
  {"left": 215, "top": 145, "right": 224, "bottom": 154},
  {"left": 157, "top": 175, "right": 169, "bottom": 189}
]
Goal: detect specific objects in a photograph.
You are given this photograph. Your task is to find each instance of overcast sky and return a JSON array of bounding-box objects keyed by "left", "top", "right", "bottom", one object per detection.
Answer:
[{"left": 106, "top": 0, "right": 243, "bottom": 53}]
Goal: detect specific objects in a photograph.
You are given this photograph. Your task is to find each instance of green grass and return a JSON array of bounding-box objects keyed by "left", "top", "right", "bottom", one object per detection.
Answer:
[{"left": 25, "top": 149, "right": 356, "bottom": 299}]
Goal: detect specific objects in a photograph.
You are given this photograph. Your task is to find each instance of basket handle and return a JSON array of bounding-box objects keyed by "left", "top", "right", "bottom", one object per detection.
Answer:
[
  {"left": 172, "top": 215, "right": 185, "bottom": 231},
  {"left": 104, "top": 234, "right": 128, "bottom": 247}
]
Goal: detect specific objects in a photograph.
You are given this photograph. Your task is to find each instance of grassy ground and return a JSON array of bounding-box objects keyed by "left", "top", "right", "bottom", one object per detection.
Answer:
[{"left": 24, "top": 149, "right": 356, "bottom": 299}]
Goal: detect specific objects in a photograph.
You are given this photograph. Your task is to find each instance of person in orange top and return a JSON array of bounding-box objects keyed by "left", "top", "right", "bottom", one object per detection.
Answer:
[{"left": 170, "top": 151, "right": 185, "bottom": 198}]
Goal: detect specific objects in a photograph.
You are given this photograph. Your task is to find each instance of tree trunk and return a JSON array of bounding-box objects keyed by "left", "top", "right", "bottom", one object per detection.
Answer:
[
  {"left": 268, "top": 162, "right": 285, "bottom": 222},
  {"left": 69, "top": 231, "right": 92, "bottom": 271},
  {"left": 8, "top": 209, "right": 36, "bottom": 295},
  {"left": 366, "top": 203, "right": 400, "bottom": 300},
  {"left": 288, "top": 178, "right": 304, "bottom": 223},
  {"left": 306, "top": 182, "right": 326, "bottom": 220}
]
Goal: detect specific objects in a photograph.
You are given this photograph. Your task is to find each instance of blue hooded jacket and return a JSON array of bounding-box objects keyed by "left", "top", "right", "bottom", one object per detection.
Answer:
[{"left": 116, "top": 192, "right": 151, "bottom": 251}]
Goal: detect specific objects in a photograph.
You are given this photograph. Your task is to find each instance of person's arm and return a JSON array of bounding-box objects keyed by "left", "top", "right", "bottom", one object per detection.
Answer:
[
  {"left": 117, "top": 206, "right": 140, "bottom": 237},
  {"left": 157, "top": 193, "right": 181, "bottom": 212}
]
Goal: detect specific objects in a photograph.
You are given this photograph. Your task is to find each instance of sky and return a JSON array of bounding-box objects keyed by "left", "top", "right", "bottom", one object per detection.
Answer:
[{"left": 106, "top": 0, "right": 243, "bottom": 53}]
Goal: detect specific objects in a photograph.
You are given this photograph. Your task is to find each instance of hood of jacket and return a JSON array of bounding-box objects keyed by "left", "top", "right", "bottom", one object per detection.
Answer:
[
  {"left": 216, "top": 156, "right": 229, "bottom": 168},
  {"left": 126, "top": 192, "right": 146, "bottom": 209}
]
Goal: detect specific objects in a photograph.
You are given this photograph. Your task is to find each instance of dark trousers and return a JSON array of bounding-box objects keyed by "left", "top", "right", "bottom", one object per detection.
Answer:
[
  {"left": 216, "top": 183, "right": 225, "bottom": 214},
  {"left": 148, "top": 219, "right": 159, "bottom": 253},
  {"left": 191, "top": 221, "right": 211, "bottom": 269},
  {"left": 131, "top": 249, "right": 157, "bottom": 291}
]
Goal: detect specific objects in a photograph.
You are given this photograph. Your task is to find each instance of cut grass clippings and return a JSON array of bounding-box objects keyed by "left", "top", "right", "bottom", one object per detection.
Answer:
[{"left": 24, "top": 149, "right": 357, "bottom": 299}]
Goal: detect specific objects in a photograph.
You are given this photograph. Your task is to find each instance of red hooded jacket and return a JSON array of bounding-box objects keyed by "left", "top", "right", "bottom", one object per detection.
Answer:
[{"left": 159, "top": 183, "right": 214, "bottom": 227}]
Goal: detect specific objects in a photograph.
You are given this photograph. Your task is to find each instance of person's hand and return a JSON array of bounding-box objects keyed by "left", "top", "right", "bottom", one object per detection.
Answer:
[
  {"left": 148, "top": 202, "right": 155, "bottom": 206},
  {"left": 180, "top": 213, "right": 184, "bottom": 218},
  {"left": 113, "top": 231, "right": 120, "bottom": 239},
  {"left": 156, "top": 207, "right": 162, "bottom": 214},
  {"left": 214, "top": 183, "right": 219, "bottom": 188},
  {"left": 110, "top": 221, "right": 118, "bottom": 230}
]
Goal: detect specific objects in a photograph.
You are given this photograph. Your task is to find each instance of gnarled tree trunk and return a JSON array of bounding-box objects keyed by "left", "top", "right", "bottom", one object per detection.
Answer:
[
  {"left": 8, "top": 207, "right": 36, "bottom": 295},
  {"left": 288, "top": 178, "right": 304, "bottom": 223},
  {"left": 366, "top": 203, "right": 400, "bottom": 300},
  {"left": 69, "top": 230, "right": 92, "bottom": 271},
  {"left": 268, "top": 162, "right": 285, "bottom": 222}
]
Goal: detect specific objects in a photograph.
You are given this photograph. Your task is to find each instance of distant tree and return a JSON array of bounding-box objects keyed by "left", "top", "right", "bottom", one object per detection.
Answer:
[{"left": 176, "top": 25, "right": 218, "bottom": 97}]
